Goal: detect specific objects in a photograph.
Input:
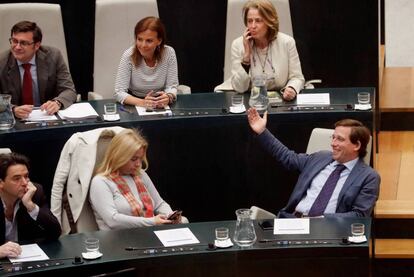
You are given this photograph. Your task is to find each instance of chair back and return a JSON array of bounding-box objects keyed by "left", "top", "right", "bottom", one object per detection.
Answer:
[
  {"left": 306, "top": 128, "right": 372, "bottom": 165},
  {"left": 93, "top": 0, "right": 158, "bottom": 99},
  {"left": 0, "top": 148, "right": 11, "bottom": 154},
  {"left": 250, "top": 205, "right": 277, "bottom": 220},
  {"left": 0, "top": 3, "right": 68, "bottom": 66},
  {"left": 55, "top": 127, "right": 124, "bottom": 234},
  {"left": 223, "top": 0, "right": 293, "bottom": 82}
]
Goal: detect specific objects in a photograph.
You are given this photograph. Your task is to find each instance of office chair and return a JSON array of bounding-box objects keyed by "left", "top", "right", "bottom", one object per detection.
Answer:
[
  {"left": 51, "top": 126, "right": 125, "bottom": 235},
  {"left": 0, "top": 3, "right": 85, "bottom": 101},
  {"left": 214, "top": 0, "right": 321, "bottom": 92},
  {"left": 0, "top": 148, "right": 11, "bottom": 154},
  {"left": 89, "top": 0, "right": 190, "bottom": 100},
  {"left": 0, "top": 3, "right": 69, "bottom": 66},
  {"left": 306, "top": 128, "right": 372, "bottom": 165}
]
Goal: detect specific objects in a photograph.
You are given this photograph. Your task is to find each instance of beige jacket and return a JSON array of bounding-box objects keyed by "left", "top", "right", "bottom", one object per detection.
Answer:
[{"left": 217, "top": 32, "right": 304, "bottom": 93}]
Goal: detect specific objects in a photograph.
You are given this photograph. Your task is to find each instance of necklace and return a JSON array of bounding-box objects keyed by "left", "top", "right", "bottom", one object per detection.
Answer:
[
  {"left": 253, "top": 43, "right": 269, "bottom": 74},
  {"left": 252, "top": 41, "right": 275, "bottom": 75}
]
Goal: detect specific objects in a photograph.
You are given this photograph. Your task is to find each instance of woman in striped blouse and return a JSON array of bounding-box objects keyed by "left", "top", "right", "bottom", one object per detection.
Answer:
[{"left": 114, "top": 17, "right": 178, "bottom": 108}]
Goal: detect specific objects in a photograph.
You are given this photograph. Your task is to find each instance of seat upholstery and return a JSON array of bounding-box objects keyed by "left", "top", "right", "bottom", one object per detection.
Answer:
[
  {"left": 0, "top": 148, "right": 11, "bottom": 154},
  {"left": 306, "top": 128, "right": 372, "bottom": 165},
  {"left": 0, "top": 3, "right": 69, "bottom": 66},
  {"left": 91, "top": 0, "right": 159, "bottom": 100}
]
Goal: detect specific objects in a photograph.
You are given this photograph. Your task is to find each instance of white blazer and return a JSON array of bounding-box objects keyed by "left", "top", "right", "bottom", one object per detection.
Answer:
[
  {"left": 51, "top": 126, "right": 125, "bottom": 235},
  {"left": 216, "top": 32, "right": 304, "bottom": 93}
]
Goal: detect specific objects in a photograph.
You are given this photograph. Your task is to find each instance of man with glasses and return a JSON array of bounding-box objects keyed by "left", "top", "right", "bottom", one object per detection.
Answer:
[
  {"left": 247, "top": 108, "right": 380, "bottom": 218},
  {"left": 0, "top": 21, "right": 76, "bottom": 119},
  {"left": 0, "top": 153, "right": 61, "bottom": 258}
]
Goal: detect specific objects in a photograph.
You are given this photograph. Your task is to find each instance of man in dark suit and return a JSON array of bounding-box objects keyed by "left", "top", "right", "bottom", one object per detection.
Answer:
[
  {"left": 0, "top": 153, "right": 61, "bottom": 258},
  {"left": 0, "top": 21, "right": 76, "bottom": 119},
  {"left": 247, "top": 108, "right": 380, "bottom": 218}
]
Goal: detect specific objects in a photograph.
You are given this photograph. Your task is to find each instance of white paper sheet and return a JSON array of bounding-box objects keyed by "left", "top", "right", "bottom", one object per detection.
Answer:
[
  {"left": 154, "top": 227, "right": 200, "bottom": 247},
  {"left": 26, "top": 109, "right": 58, "bottom": 121},
  {"left": 136, "top": 105, "right": 172, "bottom": 116},
  {"left": 58, "top": 102, "right": 99, "bottom": 120},
  {"left": 297, "top": 93, "right": 330, "bottom": 105},
  {"left": 9, "top": 244, "right": 49, "bottom": 263},
  {"left": 274, "top": 218, "right": 310, "bottom": 235}
]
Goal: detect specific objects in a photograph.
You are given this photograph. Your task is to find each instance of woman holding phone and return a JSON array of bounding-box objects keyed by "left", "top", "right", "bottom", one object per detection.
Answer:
[
  {"left": 89, "top": 129, "right": 185, "bottom": 230},
  {"left": 114, "top": 16, "right": 178, "bottom": 108},
  {"left": 230, "top": 0, "right": 304, "bottom": 101}
]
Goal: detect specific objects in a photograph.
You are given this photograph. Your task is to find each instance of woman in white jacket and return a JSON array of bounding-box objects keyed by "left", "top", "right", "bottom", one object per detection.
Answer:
[{"left": 230, "top": 0, "right": 304, "bottom": 101}]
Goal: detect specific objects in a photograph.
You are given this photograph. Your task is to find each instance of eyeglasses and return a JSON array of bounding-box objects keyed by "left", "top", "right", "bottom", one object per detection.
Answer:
[{"left": 9, "top": 38, "right": 35, "bottom": 47}]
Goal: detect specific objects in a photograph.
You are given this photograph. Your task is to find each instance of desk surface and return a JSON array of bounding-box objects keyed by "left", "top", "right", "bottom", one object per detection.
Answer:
[
  {"left": 0, "top": 88, "right": 375, "bottom": 221},
  {"left": 2, "top": 217, "right": 371, "bottom": 276}
]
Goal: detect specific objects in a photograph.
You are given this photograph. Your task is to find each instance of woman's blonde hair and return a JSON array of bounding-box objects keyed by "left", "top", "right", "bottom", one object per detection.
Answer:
[
  {"left": 96, "top": 129, "right": 148, "bottom": 177},
  {"left": 243, "top": 0, "right": 279, "bottom": 42}
]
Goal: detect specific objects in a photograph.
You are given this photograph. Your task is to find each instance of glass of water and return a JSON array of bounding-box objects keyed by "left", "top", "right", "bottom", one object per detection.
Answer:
[
  {"left": 357, "top": 92, "right": 370, "bottom": 104},
  {"left": 84, "top": 238, "right": 100, "bottom": 253}
]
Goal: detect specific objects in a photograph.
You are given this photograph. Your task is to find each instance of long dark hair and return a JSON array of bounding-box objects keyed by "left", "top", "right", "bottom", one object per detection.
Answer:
[{"left": 131, "top": 16, "right": 166, "bottom": 67}]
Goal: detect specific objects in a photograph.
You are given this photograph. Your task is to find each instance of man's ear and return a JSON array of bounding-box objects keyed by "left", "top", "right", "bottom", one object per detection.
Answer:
[{"left": 354, "top": 140, "right": 361, "bottom": 152}]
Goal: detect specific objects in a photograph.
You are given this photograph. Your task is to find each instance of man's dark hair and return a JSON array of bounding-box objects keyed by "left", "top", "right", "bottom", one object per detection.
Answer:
[
  {"left": 0, "top": 153, "right": 30, "bottom": 180},
  {"left": 334, "top": 119, "right": 371, "bottom": 158},
  {"left": 11, "top": 21, "right": 43, "bottom": 43}
]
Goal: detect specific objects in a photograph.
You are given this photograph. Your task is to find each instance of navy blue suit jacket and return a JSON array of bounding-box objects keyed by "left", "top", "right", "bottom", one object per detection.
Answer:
[{"left": 257, "top": 129, "right": 380, "bottom": 217}]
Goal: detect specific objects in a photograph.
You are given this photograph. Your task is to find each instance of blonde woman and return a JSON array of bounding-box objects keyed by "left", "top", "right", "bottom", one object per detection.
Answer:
[
  {"left": 89, "top": 129, "right": 183, "bottom": 230},
  {"left": 231, "top": 0, "right": 304, "bottom": 101}
]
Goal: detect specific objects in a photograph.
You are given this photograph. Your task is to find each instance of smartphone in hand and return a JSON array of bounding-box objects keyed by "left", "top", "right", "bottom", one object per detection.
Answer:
[{"left": 167, "top": 210, "right": 182, "bottom": 221}]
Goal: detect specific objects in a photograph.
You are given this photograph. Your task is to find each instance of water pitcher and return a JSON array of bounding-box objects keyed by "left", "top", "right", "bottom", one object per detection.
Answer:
[
  {"left": 233, "top": 208, "right": 256, "bottom": 247},
  {"left": 249, "top": 74, "right": 269, "bottom": 111},
  {"left": 0, "top": 95, "right": 15, "bottom": 130}
]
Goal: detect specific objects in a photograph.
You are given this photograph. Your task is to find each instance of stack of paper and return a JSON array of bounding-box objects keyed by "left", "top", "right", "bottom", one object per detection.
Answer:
[
  {"left": 58, "top": 102, "right": 99, "bottom": 120},
  {"left": 27, "top": 109, "right": 58, "bottom": 121}
]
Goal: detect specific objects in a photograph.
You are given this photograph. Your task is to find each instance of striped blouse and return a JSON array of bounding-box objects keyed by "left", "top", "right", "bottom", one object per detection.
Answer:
[{"left": 114, "top": 45, "right": 179, "bottom": 104}]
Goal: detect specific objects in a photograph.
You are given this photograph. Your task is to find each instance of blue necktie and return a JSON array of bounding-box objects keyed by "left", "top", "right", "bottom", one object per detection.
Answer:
[{"left": 308, "top": 164, "right": 346, "bottom": 217}]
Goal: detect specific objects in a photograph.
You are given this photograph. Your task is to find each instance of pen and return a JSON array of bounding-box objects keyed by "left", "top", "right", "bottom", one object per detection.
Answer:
[{"left": 120, "top": 106, "right": 133, "bottom": 114}]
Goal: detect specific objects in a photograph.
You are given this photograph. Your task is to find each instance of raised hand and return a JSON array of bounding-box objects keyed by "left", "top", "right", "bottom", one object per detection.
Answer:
[{"left": 247, "top": 108, "right": 267, "bottom": 135}]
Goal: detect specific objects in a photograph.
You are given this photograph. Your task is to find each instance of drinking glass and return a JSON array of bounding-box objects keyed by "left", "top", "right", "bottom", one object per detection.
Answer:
[
  {"left": 357, "top": 92, "right": 370, "bottom": 104},
  {"left": 104, "top": 103, "right": 117, "bottom": 114},
  {"left": 351, "top": 223, "right": 365, "bottom": 237},
  {"left": 84, "top": 238, "right": 100, "bottom": 253}
]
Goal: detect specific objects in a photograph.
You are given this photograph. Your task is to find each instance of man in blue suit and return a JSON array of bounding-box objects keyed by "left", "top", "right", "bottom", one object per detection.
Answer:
[{"left": 247, "top": 108, "right": 380, "bottom": 218}]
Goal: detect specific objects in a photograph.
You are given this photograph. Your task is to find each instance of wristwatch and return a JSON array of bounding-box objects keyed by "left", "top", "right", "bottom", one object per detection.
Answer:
[{"left": 54, "top": 99, "right": 62, "bottom": 109}]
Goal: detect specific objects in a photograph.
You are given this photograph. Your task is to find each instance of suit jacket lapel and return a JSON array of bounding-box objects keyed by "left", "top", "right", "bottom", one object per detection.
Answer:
[
  {"left": 36, "top": 49, "right": 48, "bottom": 104},
  {"left": 337, "top": 159, "right": 365, "bottom": 204},
  {"left": 0, "top": 198, "right": 6, "bottom": 244},
  {"left": 6, "top": 54, "right": 22, "bottom": 104}
]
